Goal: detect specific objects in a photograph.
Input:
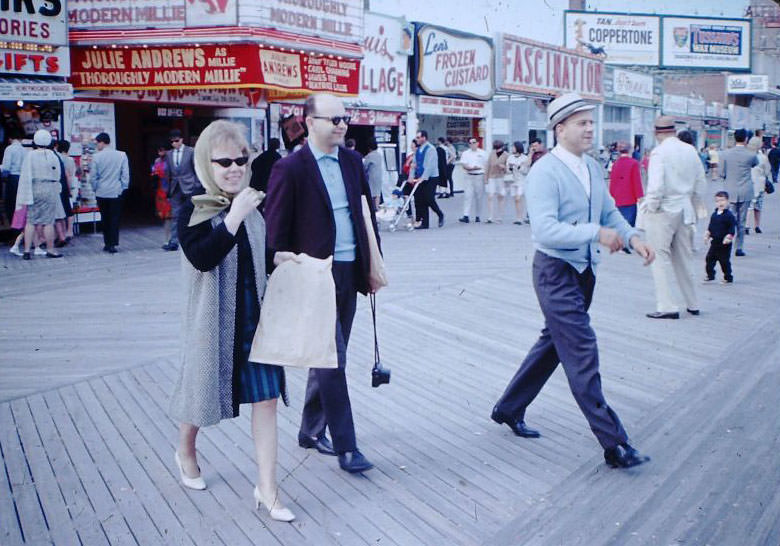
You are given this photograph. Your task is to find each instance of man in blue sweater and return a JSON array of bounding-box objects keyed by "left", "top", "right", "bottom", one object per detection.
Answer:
[{"left": 491, "top": 93, "right": 655, "bottom": 469}]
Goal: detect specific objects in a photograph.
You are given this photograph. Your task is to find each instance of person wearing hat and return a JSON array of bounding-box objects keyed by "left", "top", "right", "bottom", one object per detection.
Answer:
[
  {"left": 15, "top": 129, "right": 65, "bottom": 259},
  {"left": 491, "top": 93, "right": 655, "bottom": 469},
  {"left": 90, "top": 132, "right": 129, "bottom": 253},
  {"left": 641, "top": 116, "right": 707, "bottom": 319}
]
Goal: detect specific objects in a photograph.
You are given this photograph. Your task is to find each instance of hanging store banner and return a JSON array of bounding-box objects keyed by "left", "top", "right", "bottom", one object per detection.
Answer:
[
  {"left": 661, "top": 16, "right": 751, "bottom": 71},
  {"left": 603, "top": 67, "right": 653, "bottom": 107},
  {"left": 727, "top": 74, "right": 769, "bottom": 94},
  {"left": 1, "top": 0, "right": 68, "bottom": 46},
  {"left": 498, "top": 35, "right": 603, "bottom": 101},
  {"left": 412, "top": 23, "right": 495, "bottom": 101},
  {"left": 662, "top": 93, "right": 688, "bottom": 116},
  {"left": 239, "top": 0, "right": 363, "bottom": 44},
  {"left": 68, "top": 0, "right": 186, "bottom": 28},
  {"left": 69, "top": 45, "right": 359, "bottom": 94},
  {"left": 0, "top": 47, "right": 70, "bottom": 77},
  {"left": 417, "top": 95, "right": 487, "bottom": 118},
  {"left": 564, "top": 11, "right": 660, "bottom": 66},
  {"left": 360, "top": 13, "right": 408, "bottom": 109},
  {"left": 0, "top": 81, "right": 73, "bottom": 101},
  {"left": 75, "top": 88, "right": 265, "bottom": 107}
]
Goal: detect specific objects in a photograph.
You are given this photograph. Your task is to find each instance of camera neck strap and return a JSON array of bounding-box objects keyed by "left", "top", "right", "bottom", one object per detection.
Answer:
[{"left": 370, "top": 293, "right": 380, "bottom": 369}]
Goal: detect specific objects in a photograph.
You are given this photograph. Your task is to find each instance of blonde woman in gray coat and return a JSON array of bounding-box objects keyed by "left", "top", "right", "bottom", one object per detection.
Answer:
[{"left": 169, "top": 120, "right": 294, "bottom": 522}]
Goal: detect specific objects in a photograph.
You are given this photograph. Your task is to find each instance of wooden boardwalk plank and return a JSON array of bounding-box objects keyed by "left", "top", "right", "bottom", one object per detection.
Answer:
[
  {"left": 27, "top": 393, "right": 109, "bottom": 546},
  {"left": 12, "top": 396, "right": 83, "bottom": 546},
  {"left": 3, "top": 400, "right": 52, "bottom": 545},
  {"left": 0, "top": 403, "right": 27, "bottom": 546},
  {"left": 103, "top": 371, "right": 274, "bottom": 546}
]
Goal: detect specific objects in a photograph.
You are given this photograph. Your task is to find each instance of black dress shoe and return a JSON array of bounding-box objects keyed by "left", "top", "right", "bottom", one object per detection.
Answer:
[
  {"left": 107, "top": 246, "right": 118, "bottom": 254},
  {"left": 491, "top": 408, "right": 541, "bottom": 438},
  {"left": 604, "top": 443, "right": 650, "bottom": 469},
  {"left": 686, "top": 308, "right": 700, "bottom": 316},
  {"left": 298, "top": 433, "right": 336, "bottom": 456},
  {"left": 162, "top": 242, "right": 179, "bottom": 251},
  {"left": 735, "top": 249, "right": 746, "bottom": 257},
  {"left": 646, "top": 311, "right": 680, "bottom": 319},
  {"left": 755, "top": 227, "right": 762, "bottom": 234},
  {"left": 458, "top": 216, "right": 470, "bottom": 223},
  {"left": 338, "top": 449, "right": 374, "bottom": 473},
  {"left": 438, "top": 214, "right": 445, "bottom": 228}
]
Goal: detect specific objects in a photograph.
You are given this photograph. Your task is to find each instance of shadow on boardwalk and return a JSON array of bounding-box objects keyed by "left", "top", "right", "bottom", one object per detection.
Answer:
[{"left": 1, "top": 197, "right": 779, "bottom": 545}]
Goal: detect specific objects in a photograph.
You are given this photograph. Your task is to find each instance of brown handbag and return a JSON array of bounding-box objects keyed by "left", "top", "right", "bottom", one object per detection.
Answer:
[{"left": 361, "top": 196, "right": 388, "bottom": 293}]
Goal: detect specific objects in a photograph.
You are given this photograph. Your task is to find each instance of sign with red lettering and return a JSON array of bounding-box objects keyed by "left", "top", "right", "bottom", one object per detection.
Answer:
[
  {"left": 0, "top": 47, "right": 70, "bottom": 77},
  {"left": 359, "top": 13, "right": 408, "bottom": 109},
  {"left": 186, "top": 0, "right": 236, "bottom": 27},
  {"left": 68, "top": 0, "right": 185, "bottom": 29},
  {"left": 69, "top": 45, "right": 360, "bottom": 94},
  {"left": 417, "top": 95, "right": 487, "bottom": 118},
  {"left": 76, "top": 88, "right": 265, "bottom": 108},
  {"left": 240, "top": 0, "right": 363, "bottom": 44},
  {"left": 498, "top": 35, "right": 604, "bottom": 101},
  {"left": 346, "top": 108, "right": 401, "bottom": 126},
  {"left": 412, "top": 24, "right": 495, "bottom": 101},
  {"left": 0, "top": 0, "right": 67, "bottom": 46}
]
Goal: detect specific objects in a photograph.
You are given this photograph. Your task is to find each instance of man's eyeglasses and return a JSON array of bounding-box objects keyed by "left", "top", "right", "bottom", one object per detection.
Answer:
[
  {"left": 170, "top": 138, "right": 182, "bottom": 143},
  {"left": 468, "top": 140, "right": 478, "bottom": 144},
  {"left": 211, "top": 156, "right": 249, "bottom": 168},
  {"left": 311, "top": 115, "right": 351, "bottom": 126}
]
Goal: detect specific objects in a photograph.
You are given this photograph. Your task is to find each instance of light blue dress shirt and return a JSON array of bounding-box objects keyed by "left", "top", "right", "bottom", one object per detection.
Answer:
[{"left": 310, "top": 143, "right": 356, "bottom": 261}]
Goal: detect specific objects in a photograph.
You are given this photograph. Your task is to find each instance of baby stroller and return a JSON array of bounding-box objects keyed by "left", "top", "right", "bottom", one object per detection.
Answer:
[{"left": 375, "top": 180, "right": 419, "bottom": 232}]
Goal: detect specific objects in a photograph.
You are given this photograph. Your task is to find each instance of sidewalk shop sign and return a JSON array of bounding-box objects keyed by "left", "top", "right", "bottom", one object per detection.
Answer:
[
  {"left": 411, "top": 23, "right": 495, "bottom": 101},
  {"left": 564, "top": 11, "right": 660, "bottom": 66},
  {"left": 603, "top": 67, "right": 653, "bottom": 107},
  {"left": 69, "top": 45, "right": 360, "bottom": 95},
  {"left": 0, "top": 81, "right": 73, "bottom": 101},
  {"left": 0, "top": 47, "right": 70, "bottom": 77},
  {"left": 661, "top": 16, "right": 751, "bottom": 71},
  {"left": 498, "top": 35, "right": 603, "bottom": 101}
]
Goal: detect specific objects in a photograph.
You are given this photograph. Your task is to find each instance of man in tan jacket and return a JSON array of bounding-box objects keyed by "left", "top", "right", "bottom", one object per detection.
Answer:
[{"left": 642, "top": 116, "right": 707, "bottom": 319}]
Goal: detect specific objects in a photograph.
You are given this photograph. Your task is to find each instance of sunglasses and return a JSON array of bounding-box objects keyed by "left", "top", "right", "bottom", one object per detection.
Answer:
[
  {"left": 211, "top": 156, "right": 249, "bottom": 168},
  {"left": 311, "top": 115, "right": 351, "bottom": 126},
  {"left": 170, "top": 138, "right": 182, "bottom": 143}
]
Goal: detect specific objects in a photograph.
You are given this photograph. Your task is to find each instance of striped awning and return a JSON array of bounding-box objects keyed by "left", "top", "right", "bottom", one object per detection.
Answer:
[{"left": 0, "top": 78, "right": 74, "bottom": 101}]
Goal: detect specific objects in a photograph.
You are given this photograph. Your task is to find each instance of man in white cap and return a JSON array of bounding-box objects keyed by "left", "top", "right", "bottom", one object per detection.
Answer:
[
  {"left": 491, "top": 93, "right": 655, "bottom": 469},
  {"left": 642, "top": 116, "right": 707, "bottom": 319}
]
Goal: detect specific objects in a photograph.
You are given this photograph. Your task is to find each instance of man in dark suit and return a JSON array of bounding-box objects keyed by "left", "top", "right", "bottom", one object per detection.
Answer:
[
  {"left": 163, "top": 129, "right": 200, "bottom": 251},
  {"left": 249, "top": 138, "right": 281, "bottom": 194},
  {"left": 265, "top": 93, "right": 380, "bottom": 474}
]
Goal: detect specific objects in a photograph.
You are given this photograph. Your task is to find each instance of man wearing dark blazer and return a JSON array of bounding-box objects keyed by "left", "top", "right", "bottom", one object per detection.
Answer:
[
  {"left": 163, "top": 129, "right": 200, "bottom": 251},
  {"left": 264, "top": 93, "right": 380, "bottom": 474}
]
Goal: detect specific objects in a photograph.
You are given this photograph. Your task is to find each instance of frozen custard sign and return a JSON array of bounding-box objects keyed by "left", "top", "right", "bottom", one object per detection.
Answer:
[{"left": 413, "top": 24, "right": 494, "bottom": 101}]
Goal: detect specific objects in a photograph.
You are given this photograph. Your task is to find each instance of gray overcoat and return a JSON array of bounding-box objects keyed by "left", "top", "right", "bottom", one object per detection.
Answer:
[{"left": 169, "top": 210, "right": 267, "bottom": 427}]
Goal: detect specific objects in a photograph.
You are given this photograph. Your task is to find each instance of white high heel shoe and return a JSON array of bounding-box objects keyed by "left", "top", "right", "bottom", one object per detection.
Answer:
[
  {"left": 175, "top": 452, "right": 206, "bottom": 490},
  {"left": 253, "top": 486, "right": 295, "bottom": 522}
]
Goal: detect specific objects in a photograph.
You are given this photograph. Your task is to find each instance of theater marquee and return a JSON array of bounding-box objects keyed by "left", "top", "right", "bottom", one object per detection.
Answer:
[{"left": 69, "top": 45, "right": 360, "bottom": 95}]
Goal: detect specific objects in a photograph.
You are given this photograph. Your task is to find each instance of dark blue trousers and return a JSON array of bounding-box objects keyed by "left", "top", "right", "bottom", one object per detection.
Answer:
[
  {"left": 299, "top": 261, "right": 358, "bottom": 453},
  {"left": 494, "top": 251, "right": 628, "bottom": 450}
]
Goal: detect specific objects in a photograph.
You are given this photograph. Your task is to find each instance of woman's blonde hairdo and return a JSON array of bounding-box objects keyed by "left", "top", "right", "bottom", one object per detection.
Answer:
[{"left": 193, "top": 120, "right": 250, "bottom": 196}]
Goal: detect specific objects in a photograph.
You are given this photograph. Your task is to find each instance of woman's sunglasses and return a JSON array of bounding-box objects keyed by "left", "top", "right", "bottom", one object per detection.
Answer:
[
  {"left": 311, "top": 115, "right": 351, "bottom": 126},
  {"left": 211, "top": 156, "right": 249, "bottom": 168}
]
